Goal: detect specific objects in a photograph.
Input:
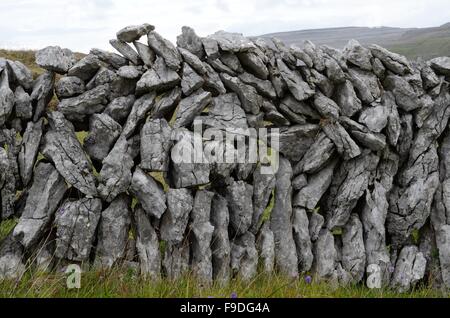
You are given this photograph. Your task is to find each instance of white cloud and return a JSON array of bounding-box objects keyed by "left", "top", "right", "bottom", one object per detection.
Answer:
[{"left": 0, "top": 0, "right": 449, "bottom": 52}]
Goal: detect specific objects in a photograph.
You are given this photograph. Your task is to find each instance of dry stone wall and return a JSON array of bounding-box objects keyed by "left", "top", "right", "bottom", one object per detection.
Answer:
[{"left": 1, "top": 23, "right": 450, "bottom": 291}]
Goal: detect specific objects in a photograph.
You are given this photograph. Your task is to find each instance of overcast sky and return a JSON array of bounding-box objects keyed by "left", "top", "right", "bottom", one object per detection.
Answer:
[{"left": 1, "top": 0, "right": 449, "bottom": 52}]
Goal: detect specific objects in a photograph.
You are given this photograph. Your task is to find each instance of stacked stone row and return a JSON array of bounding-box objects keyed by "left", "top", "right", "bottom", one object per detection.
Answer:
[{"left": 1, "top": 23, "right": 450, "bottom": 292}]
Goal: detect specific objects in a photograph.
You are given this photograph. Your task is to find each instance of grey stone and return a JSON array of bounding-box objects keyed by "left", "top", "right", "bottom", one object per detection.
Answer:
[
  {"left": 18, "top": 119, "right": 44, "bottom": 186},
  {"left": 251, "top": 165, "right": 276, "bottom": 234},
  {"left": 303, "top": 40, "right": 326, "bottom": 72},
  {"left": 135, "top": 204, "right": 161, "bottom": 278},
  {"left": 220, "top": 73, "right": 262, "bottom": 115},
  {"left": 98, "top": 136, "right": 134, "bottom": 202},
  {"left": 211, "top": 194, "right": 231, "bottom": 282},
  {"left": 0, "top": 148, "right": 14, "bottom": 220},
  {"left": 257, "top": 222, "right": 275, "bottom": 273},
  {"left": 342, "top": 214, "right": 366, "bottom": 282},
  {"left": 140, "top": 118, "right": 172, "bottom": 171},
  {"left": 42, "top": 112, "right": 98, "bottom": 197},
  {"left": 208, "top": 31, "right": 256, "bottom": 52},
  {"left": 429, "top": 56, "right": 450, "bottom": 76},
  {"left": 270, "top": 157, "right": 298, "bottom": 278},
  {"left": 84, "top": 113, "right": 122, "bottom": 162},
  {"left": 343, "top": 39, "right": 372, "bottom": 71},
  {"left": 0, "top": 234, "right": 25, "bottom": 280},
  {"left": 35, "top": 46, "right": 75, "bottom": 74},
  {"left": 220, "top": 52, "right": 244, "bottom": 74},
  {"left": 55, "top": 76, "right": 85, "bottom": 99},
  {"left": 90, "top": 48, "right": 128, "bottom": 69},
  {"left": 200, "top": 93, "right": 248, "bottom": 130},
  {"left": 290, "top": 45, "right": 314, "bottom": 68},
  {"left": 279, "top": 95, "right": 320, "bottom": 119},
  {"left": 226, "top": 181, "right": 254, "bottom": 235},
  {"left": 95, "top": 194, "right": 131, "bottom": 268},
  {"left": 30, "top": 71, "right": 55, "bottom": 122},
  {"left": 271, "top": 124, "right": 319, "bottom": 162},
  {"left": 203, "top": 63, "right": 226, "bottom": 95},
  {"left": 293, "top": 207, "right": 313, "bottom": 272},
  {"left": 420, "top": 62, "right": 440, "bottom": 89},
  {"left": 14, "top": 86, "right": 32, "bottom": 120},
  {"left": 277, "top": 59, "right": 314, "bottom": 102},
  {"left": 110, "top": 39, "right": 142, "bottom": 65},
  {"left": 190, "top": 190, "right": 215, "bottom": 283},
  {"left": 133, "top": 42, "right": 156, "bottom": 68},
  {"left": 202, "top": 37, "right": 220, "bottom": 60},
  {"left": 313, "top": 92, "right": 340, "bottom": 120},
  {"left": 103, "top": 95, "right": 135, "bottom": 123},
  {"left": 309, "top": 212, "right": 324, "bottom": 242},
  {"left": 326, "top": 150, "right": 380, "bottom": 229},
  {"left": 117, "top": 23, "right": 154, "bottom": 43},
  {"left": 348, "top": 67, "right": 381, "bottom": 103},
  {"left": 177, "top": 26, "right": 205, "bottom": 58},
  {"left": 372, "top": 57, "right": 386, "bottom": 79},
  {"left": 57, "top": 84, "right": 109, "bottom": 121},
  {"left": 390, "top": 246, "right": 426, "bottom": 292},
  {"left": 173, "top": 89, "right": 211, "bottom": 128},
  {"left": 369, "top": 44, "right": 412, "bottom": 75},
  {"left": 117, "top": 65, "right": 142, "bottom": 79},
  {"left": 130, "top": 167, "right": 166, "bottom": 219},
  {"left": 181, "top": 63, "right": 204, "bottom": 96},
  {"left": 136, "top": 57, "right": 180, "bottom": 94},
  {"left": 0, "top": 70, "right": 14, "bottom": 127},
  {"left": 237, "top": 51, "right": 269, "bottom": 80},
  {"left": 231, "top": 232, "right": 258, "bottom": 281},
  {"left": 151, "top": 87, "right": 181, "bottom": 119},
  {"left": 68, "top": 54, "right": 101, "bottom": 81},
  {"left": 178, "top": 47, "right": 206, "bottom": 75},
  {"left": 292, "top": 174, "right": 307, "bottom": 191},
  {"left": 324, "top": 56, "right": 346, "bottom": 83},
  {"left": 383, "top": 92, "right": 401, "bottom": 146},
  {"left": 160, "top": 188, "right": 193, "bottom": 244},
  {"left": 322, "top": 121, "right": 361, "bottom": 160},
  {"left": 147, "top": 31, "right": 182, "bottom": 71},
  {"left": 7, "top": 60, "right": 33, "bottom": 90},
  {"left": 121, "top": 92, "right": 156, "bottom": 138},
  {"left": 163, "top": 242, "right": 190, "bottom": 280},
  {"left": 312, "top": 229, "right": 338, "bottom": 279},
  {"left": 295, "top": 132, "right": 335, "bottom": 174},
  {"left": 358, "top": 104, "right": 388, "bottom": 133},
  {"left": 384, "top": 74, "right": 421, "bottom": 112},
  {"left": 239, "top": 72, "right": 276, "bottom": 100},
  {"left": 209, "top": 58, "right": 237, "bottom": 76}
]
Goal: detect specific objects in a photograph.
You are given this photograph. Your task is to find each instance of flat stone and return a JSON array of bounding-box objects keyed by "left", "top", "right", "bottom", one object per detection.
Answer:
[
  {"left": 84, "top": 113, "right": 122, "bottom": 162},
  {"left": 390, "top": 246, "right": 426, "bottom": 292},
  {"left": 133, "top": 42, "right": 156, "bottom": 68},
  {"left": 110, "top": 39, "right": 142, "bottom": 65},
  {"left": 147, "top": 31, "right": 182, "bottom": 71},
  {"left": 238, "top": 72, "right": 276, "bottom": 100},
  {"left": 90, "top": 48, "right": 128, "bottom": 69},
  {"left": 220, "top": 52, "right": 244, "bottom": 73},
  {"left": 220, "top": 73, "right": 262, "bottom": 115},
  {"left": 334, "top": 80, "right": 362, "bottom": 117},
  {"left": 0, "top": 70, "right": 14, "bottom": 127},
  {"left": 369, "top": 44, "right": 412, "bottom": 75},
  {"left": 18, "top": 119, "right": 44, "bottom": 186},
  {"left": 35, "top": 46, "right": 75, "bottom": 74},
  {"left": 312, "top": 229, "right": 338, "bottom": 279},
  {"left": 140, "top": 118, "right": 172, "bottom": 171},
  {"left": 343, "top": 39, "right": 372, "bottom": 71},
  {"left": 429, "top": 56, "right": 450, "bottom": 76},
  {"left": 277, "top": 59, "right": 314, "bottom": 102},
  {"left": 383, "top": 74, "right": 421, "bottom": 112},
  {"left": 313, "top": 92, "right": 340, "bottom": 119},
  {"left": 322, "top": 121, "right": 361, "bottom": 160},
  {"left": 347, "top": 67, "right": 381, "bottom": 104},
  {"left": 68, "top": 54, "right": 101, "bottom": 81},
  {"left": 121, "top": 92, "right": 156, "bottom": 138},
  {"left": 202, "top": 37, "right": 220, "bottom": 60},
  {"left": 178, "top": 47, "right": 206, "bottom": 75},
  {"left": 151, "top": 87, "right": 181, "bottom": 119},
  {"left": 117, "top": 65, "right": 142, "bottom": 79},
  {"left": 130, "top": 167, "right": 166, "bottom": 219},
  {"left": 0, "top": 234, "right": 25, "bottom": 280},
  {"left": 203, "top": 63, "right": 226, "bottom": 95},
  {"left": 208, "top": 31, "right": 256, "bottom": 52},
  {"left": 237, "top": 51, "right": 269, "bottom": 80},
  {"left": 257, "top": 222, "right": 275, "bottom": 273},
  {"left": 103, "top": 95, "right": 135, "bottom": 123},
  {"left": 173, "top": 89, "right": 211, "bottom": 128},
  {"left": 358, "top": 104, "right": 388, "bottom": 133},
  {"left": 342, "top": 214, "right": 366, "bottom": 283},
  {"left": 7, "top": 60, "right": 33, "bottom": 90},
  {"left": 13, "top": 162, "right": 67, "bottom": 249},
  {"left": 0, "top": 148, "right": 15, "bottom": 220},
  {"left": 251, "top": 164, "right": 276, "bottom": 234},
  {"left": 200, "top": 93, "right": 248, "bottom": 130},
  {"left": 181, "top": 63, "right": 204, "bottom": 96},
  {"left": 136, "top": 57, "right": 180, "bottom": 94},
  {"left": 271, "top": 124, "right": 319, "bottom": 162},
  {"left": 55, "top": 76, "right": 86, "bottom": 99},
  {"left": 163, "top": 242, "right": 190, "bottom": 280},
  {"left": 309, "top": 212, "right": 324, "bottom": 242},
  {"left": 295, "top": 131, "right": 335, "bottom": 174},
  {"left": 117, "top": 23, "right": 154, "bottom": 42}
]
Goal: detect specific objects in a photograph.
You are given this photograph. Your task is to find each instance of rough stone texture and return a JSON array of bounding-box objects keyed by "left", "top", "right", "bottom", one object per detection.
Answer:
[
  {"left": 257, "top": 222, "right": 275, "bottom": 273},
  {"left": 31, "top": 71, "right": 55, "bottom": 122},
  {"left": 0, "top": 70, "right": 14, "bottom": 127},
  {"left": 0, "top": 234, "right": 25, "bottom": 280},
  {"left": 84, "top": 113, "right": 122, "bottom": 162},
  {"left": 117, "top": 24, "right": 154, "bottom": 43},
  {"left": 342, "top": 214, "right": 366, "bottom": 283},
  {"left": 211, "top": 194, "right": 231, "bottom": 282},
  {"left": 68, "top": 54, "right": 101, "bottom": 81},
  {"left": 160, "top": 188, "right": 193, "bottom": 244},
  {"left": 390, "top": 246, "right": 426, "bottom": 292},
  {"left": 251, "top": 165, "right": 276, "bottom": 234},
  {"left": 35, "top": 46, "right": 75, "bottom": 74},
  {"left": 293, "top": 207, "right": 313, "bottom": 272},
  {"left": 18, "top": 119, "right": 44, "bottom": 186},
  {"left": 14, "top": 86, "right": 32, "bottom": 120},
  {"left": 136, "top": 57, "right": 180, "bottom": 94},
  {"left": 140, "top": 118, "right": 172, "bottom": 171},
  {"left": 147, "top": 31, "right": 182, "bottom": 71},
  {"left": 173, "top": 89, "right": 211, "bottom": 128},
  {"left": 231, "top": 232, "right": 258, "bottom": 281}
]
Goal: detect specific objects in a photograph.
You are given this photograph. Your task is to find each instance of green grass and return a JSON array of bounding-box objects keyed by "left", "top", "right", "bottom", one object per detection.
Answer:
[
  {"left": 387, "top": 36, "right": 450, "bottom": 60},
  {"left": 0, "top": 218, "right": 18, "bottom": 242},
  {"left": 0, "top": 269, "right": 448, "bottom": 298}
]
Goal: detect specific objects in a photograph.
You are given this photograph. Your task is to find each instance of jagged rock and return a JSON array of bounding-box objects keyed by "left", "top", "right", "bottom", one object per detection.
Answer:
[
  {"left": 110, "top": 39, "right": 142, "bottom": 65},
  {"left": 341, "top": 214, "right": 366, "bottom": 282},
  {"left": 94, "top": 195, "right": 131, "bottom": 268},
  {"left": 238, "top": 72, "right": 276, "bottom": 100},
  {"left": 121, "top": 92, "right": 156, "bottom": 138},
  {"left": 170, "top": 129, "right": 210, "bottom": 188},
  {"left": 136, "top": 57, "right": 180, "bottom": 94},
  {"left": 309, "top": 68, "right": 334, "bottom": 97},
  {"left": 390, "top": 246, "right": 426, "bottom": 292},
  {"left": 324, "top": 56, "right": 346, "bottom": 83},
  {"left": 133, "top": 42, "right": 156, "bottom": 68},
  {"left": 280, "top": 95, "right": 319, "bottom": 120},
  {"left": 277, "top": 59, "right": 314, "bottom": 102},
  {"left": 271, "top": 124, "right": 320, "bottom": 162},
  {"left": 190, "top": 190, "right": 215, "bottom": 283},
  {"left": 7, "top": 60, "right": 33, "bottom": 90},
  {"left": 369, "top": 44, "right": 412, "bottom": 75},
  {"left": 135, "top": 204, "right": 161, "bottom": 278},
  {"left": 295, "top": 132, "right": 335, "bottom": 174},
  {"left": 181, "top": 63, "right": 204, "bottom": 96},
  {"left": 303, "top": 40, "right": 326, "bottom": 72},
  {"left": 35, "top": 46, "right": 75, "bottom": 74},
  {"left": 220, "top": 52, "right": 244, "bottom": 74},
  {"left": 209, "top": 58, "right": 237, "bottom": 76},
  {"left": 220, "top": 73, "right": 262, "bottom": 115},
  {"left": 211, "top": 194, "right": 231, "bottom": 282},
  {"left": 18, "top": 119, "right": 44, "bottom": 186},
  {"left": 163, "top": 242, "right": 190, "bottom": 280},
  {"left": 420, "top": 62, "right": 440, "bottom": 90},
  {"left": 177, "top": 26, "right": 205, "bottom": 59},
  {"left": 147, "top": 31, "right": 182, "bottom": 71},
  {"left": 231, "top": 232, "right": 258, "bottom": 281},
  {"left": 270, "top": 157, "right": 298, "bottom": 277},
  {"left": 429, "top": 56, "right": 450, "bottom": 76},
  {"left": 98, "top": 136, "right": 134, "bottom": 202},
  {"left": 12, "top": 162, "right": 66, "bottom": 248},
  {"left": 251, "top": 165, "right": 276, "bottom": 234},
  {"left": 130, "top": 167, "right": 166, "bottom": 219},
  {"left": 202, "top": 37, "right": 220, "bottom": 60},
  {"left": 67, "top": 55, "right": 101, "bottom": 82},
  {"left": 293, "top": 207, "right": 313, "bottom": 272},
  {"left": 0, "top": 234, "right": 25, "bottom": 280},
  {"left": 0, "top": 148, "right": 14, "bottom": 220},
  {"left": 237, "top": 51, "right": 269, "bottom": 80},
  {"left": 140, "top": 118, "right": 172, "bottom": 171},
  {"left": 292, "top": 174, "right": 307, "bottom": 190},
  {"left": 372, "top": 57, "right": 386, "bottom": 79},
  {"left": 55, "top": 76, "right": 85, "bottom": 99},
  {"left": 358, "top": 104, "right": 388, "bottom": 133},
  {"left": 257, "top": 222, "right": 275, "bottom": 273},
  {"left": 117, "top": 65, "right": 142, "bottom": 79},
  {"left": 84, "top": 113, "right": 122, "bottom": 162},
  {"left": 226, "top": 181, "right": 253, "bottom": 235},
  {"left": 54, "top": 198, "right": 102, "bottom": 261},
  {"left": 31, "top": 71, "right": 55, "bottom": 121},
  {"left": 57, "top": 84, "right": 109, "bottom": 121},
  {"left": 117, "top": 23, "right": 154, "bottom": 42},
  {"left": 42, "top": 112, "right": 98, "bottom": 197},
  {"left": 309, "top": 212, "right": 324, "bottom": 242},
  {"left": 326, "top": 150, "right": 380, "bottom": 229},
  {"left": 347, "top": 67, "right": 381, "bottom": 103},
  {"left": 294, "top": 158, "right": 338, "bottom": 210},
  {"left": 291, "top": 45, "right": 314, "bottom": 68},
  {"left": 0, "top": 70, "right": 14, "bottom": 127},
  {"left": 313, "top": 92, "right": 340, "bottom": 119},
  {"left": 160, "top": 188, "right": 193, "bottom": 244},
  {"left": 151, "top": 87, "right": 181, "bottom": 119},
  {"left": 14, "top": 86, "right": 32, "bottom": 120},
  {"left": 384, "top": 74, "right": 421, "bottom": 112},
  {"left": 322, "top": 121, "right": 361, "bottom": 160},
  {"left": 312, "top": 229, "right": 337, "bottom": 279},
  {"left": 178, "top": 47, "right": 206, "bottom": 75},
  {"left": 208, "top": 31, "right": 256, "bottom": 53},
  {"left": 383, "top": 92, "right": 401, "bottom": 146},
  {"left": 200, "top": 93, "right": 248, "bottom": 130},
  {"left": 173, "top": 89, "right": 211, "bottom": 128},
  {"left": 103, "top": 95, "right": 135, "bottom": 123},
  {"left": 203, "top": 62, "right": 226, "bottom": 95},
  {"left": 343, "top": 39, "right": 372, "bottom": 71},
  {"left": 91, "top": 48, "right": 128, "bottom": 69}
]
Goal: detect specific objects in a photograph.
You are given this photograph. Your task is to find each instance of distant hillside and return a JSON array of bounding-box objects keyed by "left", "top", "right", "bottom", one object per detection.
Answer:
[{"left": 260, "top": 23, "right": 450, "bottom": 60}]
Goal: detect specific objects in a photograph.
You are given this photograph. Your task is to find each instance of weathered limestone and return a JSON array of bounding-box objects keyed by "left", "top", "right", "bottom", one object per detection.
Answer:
[{"left": 140, "top": 118, "right": 172, "bottom": 171}]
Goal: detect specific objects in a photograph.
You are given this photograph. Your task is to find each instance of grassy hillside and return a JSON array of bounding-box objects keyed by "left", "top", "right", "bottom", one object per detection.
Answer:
[{"left": 0, "top": 49, "right": 44, "bottom": 78}]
